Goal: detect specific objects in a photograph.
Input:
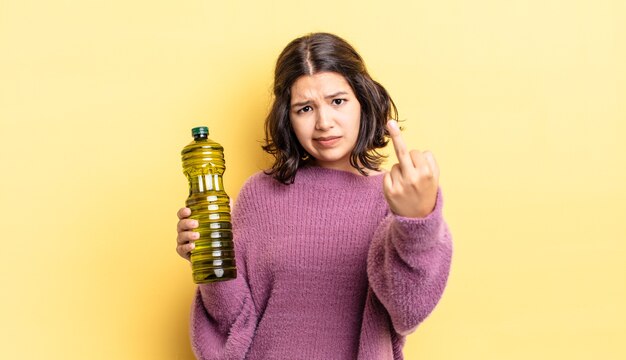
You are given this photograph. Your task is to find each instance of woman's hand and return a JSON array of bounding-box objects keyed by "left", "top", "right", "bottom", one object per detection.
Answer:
[
  {"left": 176, "top": 207, "right": 199, "bottom": 261},
  {"left": 383, "top": 120, "right": 440, "bottom": 218}
]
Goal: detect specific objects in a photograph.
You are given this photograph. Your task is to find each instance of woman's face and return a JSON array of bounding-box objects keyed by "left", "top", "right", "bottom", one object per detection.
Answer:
[{"left": 289, "top": 71, "right": 362, "bottom": 172}]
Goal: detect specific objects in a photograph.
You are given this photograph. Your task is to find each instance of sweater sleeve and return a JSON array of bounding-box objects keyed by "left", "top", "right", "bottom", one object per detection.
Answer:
[
  {"left": 190, "top": 182, "right": 258, "bottom": 360},
  {"left": 366, "top": 187, "right": 453, "bottom": 336}
]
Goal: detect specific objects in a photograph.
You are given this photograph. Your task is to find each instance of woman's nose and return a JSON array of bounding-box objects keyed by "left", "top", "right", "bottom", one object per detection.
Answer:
[{"left": 315, "top": 106, "right": 334, "bottom": 131}]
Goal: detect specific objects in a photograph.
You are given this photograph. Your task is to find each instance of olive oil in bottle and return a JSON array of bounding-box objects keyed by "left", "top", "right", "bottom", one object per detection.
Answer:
[{"left": 181, "top": 126, "right": 236, "bottom": 283}]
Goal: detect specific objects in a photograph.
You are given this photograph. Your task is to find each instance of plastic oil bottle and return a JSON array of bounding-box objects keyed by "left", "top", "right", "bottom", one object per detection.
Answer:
[{"left": 181, "top": 126, "right": 237, "bottom": 283}]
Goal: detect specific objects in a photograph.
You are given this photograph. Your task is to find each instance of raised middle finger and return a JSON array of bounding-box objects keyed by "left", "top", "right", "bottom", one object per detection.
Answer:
[{"left": 387, "top": 120, "right": 415, "bottom": 173}]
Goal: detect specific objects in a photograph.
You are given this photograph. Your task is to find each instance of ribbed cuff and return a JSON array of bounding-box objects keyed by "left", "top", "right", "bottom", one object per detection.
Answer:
[{"left": 390, "top": 187, "right": 444, "bottom": 254}]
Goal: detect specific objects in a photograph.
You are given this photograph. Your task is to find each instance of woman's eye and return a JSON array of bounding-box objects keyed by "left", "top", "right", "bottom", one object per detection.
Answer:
[
  {"left": 298, "top": 106, "right": 312, "bottom": 113},
  {"left": 332, "top": 99, "right": 345, "bottom": 105}
]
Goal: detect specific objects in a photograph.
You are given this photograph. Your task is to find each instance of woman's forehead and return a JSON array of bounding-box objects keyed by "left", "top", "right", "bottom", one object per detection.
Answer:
[{"left": 290, "top": 72, "right": 353, "bottom": 100}]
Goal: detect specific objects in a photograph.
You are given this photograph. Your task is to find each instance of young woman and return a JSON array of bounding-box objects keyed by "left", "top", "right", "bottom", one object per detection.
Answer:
[{"left": 176, "top": 32, "right": 453, "bottom": 360}]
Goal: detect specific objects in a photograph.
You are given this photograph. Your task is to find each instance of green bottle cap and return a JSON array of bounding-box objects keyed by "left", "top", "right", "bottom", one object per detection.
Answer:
[{"left": 192, "top": 126, "right": 209, "bottom": 137}]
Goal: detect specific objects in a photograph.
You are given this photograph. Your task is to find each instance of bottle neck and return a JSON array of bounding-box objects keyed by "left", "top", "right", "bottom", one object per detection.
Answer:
[{"left": 193, "top": 134, "right": 208, "bottom": 141}]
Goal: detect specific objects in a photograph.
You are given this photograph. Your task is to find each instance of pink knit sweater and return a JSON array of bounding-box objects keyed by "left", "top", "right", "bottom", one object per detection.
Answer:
[{"left": 190, "top": 166, "right": 453, "bottom": 359}]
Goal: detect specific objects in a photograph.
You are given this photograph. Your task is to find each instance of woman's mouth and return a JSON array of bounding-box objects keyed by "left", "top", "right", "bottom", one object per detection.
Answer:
[{"left": 315, "top": 136, "right": 341, "bottom": 147}]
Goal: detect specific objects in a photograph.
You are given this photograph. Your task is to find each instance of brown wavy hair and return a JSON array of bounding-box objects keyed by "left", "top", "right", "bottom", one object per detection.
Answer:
[{"left": 262, "top": 32, "right": 398, "bottom": 184}]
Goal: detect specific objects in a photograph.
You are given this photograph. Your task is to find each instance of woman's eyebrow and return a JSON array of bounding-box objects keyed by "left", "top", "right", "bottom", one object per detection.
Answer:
[
  {"left": 291, "top": 91, "right": 349, "bottom": 109},
  {"left": 325, "top": 91, "right": 349, "bottom": 99},
  {"left": 291, "top": 100, "right": 311, "bottom": 108}
]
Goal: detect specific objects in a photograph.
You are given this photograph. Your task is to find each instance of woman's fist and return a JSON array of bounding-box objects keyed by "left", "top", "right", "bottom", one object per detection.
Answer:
[
  {"left": 176, "top": 207, "right": 199, "bottom": 261},
  {"left": 383, "top": 120, "right": 440, "bottom": 218}
]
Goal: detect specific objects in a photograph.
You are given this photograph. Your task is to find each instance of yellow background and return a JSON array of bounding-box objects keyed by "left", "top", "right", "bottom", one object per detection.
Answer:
[{"left": 1, "top": 0, "right": 625, "bottom": 359}]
